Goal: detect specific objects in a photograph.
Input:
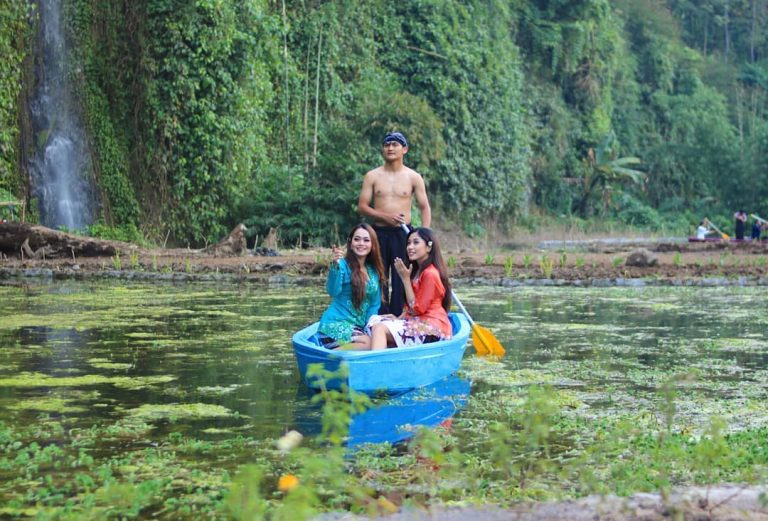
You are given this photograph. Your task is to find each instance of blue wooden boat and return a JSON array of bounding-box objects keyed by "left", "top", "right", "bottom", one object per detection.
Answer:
[{"left": 292, "top": 313, "right": 471, "bottom": 393}]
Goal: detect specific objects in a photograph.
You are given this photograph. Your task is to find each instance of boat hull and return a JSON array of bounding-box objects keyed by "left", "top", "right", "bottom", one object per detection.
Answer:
[
  {"left": 687, "top": 237, "right": 752, "bottom": 243},
  {"left": 292, "top": 313, "right": 471, "bottom": 393}
]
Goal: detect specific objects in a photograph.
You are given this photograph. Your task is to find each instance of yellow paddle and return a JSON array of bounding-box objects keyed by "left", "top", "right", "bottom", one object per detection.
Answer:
[
  {"left": 706, "top": 221, "right": 730, "bottom": 240},
  {"left": 451, "top": 290, "right": 505, "bottom": 356},
  {"left": 399, "top": 224, "right": 505, "bottom": 356}
]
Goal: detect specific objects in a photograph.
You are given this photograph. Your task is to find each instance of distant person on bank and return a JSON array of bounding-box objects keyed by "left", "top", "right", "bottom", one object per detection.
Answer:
[
  {"left": 734, "top": 210, "right": 747, "bottom": 240},
  {"left": 696, "top": 218, "right": 712, "bottom": 240},
  {"left": 317, "top": 223, "right": 384, "bottom": 350},
  {"left": 358, "top": 131, "right": 431, "bottom": 316}
]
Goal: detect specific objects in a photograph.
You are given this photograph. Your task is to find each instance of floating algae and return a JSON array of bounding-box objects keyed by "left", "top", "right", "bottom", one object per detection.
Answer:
[
  {"left": 0, "top": 372, "right": 176, "bottom": 389},
  {"left": 86, "top": 358, "right": 134, "bottom": 370},
  {"left": 8, "top": 397, "right": 87, "bottom": 413},
  {"left": 125, "top": 403, "right": 235, "bottom": 422}
]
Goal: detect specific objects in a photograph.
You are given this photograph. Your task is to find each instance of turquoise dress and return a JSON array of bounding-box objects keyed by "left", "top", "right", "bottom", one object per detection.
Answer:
[{"left": 318, "top": 258, "right": 381, "bottom": 342}]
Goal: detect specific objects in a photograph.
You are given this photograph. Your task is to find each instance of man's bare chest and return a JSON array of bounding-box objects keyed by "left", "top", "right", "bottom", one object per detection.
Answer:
[{"left": 373, "top": 178, "right": 412, "bottom": 199}]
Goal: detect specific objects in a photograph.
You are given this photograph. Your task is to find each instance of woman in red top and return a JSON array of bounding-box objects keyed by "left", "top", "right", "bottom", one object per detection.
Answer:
[{"left": 368, "top": 227, "right": 452, "bottom": 350}]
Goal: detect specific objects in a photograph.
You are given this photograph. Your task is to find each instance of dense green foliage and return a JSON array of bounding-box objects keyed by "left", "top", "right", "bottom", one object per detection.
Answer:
[
  {"left": 3, "top": 0, "right": 768, "bottom": 244},
  {"left": 0, "top": 0, "right": 31, "bottom": 196},
  {"left": 67, "top": 0, "right": 141, "bottom": 227}
]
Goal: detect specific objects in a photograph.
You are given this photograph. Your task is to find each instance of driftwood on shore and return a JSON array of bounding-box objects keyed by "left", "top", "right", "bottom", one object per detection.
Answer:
[
  {"left": 204, "top": 223, "right": 248, "bottom": 257},
  {"left": 0, "top": 222, "right": 126, "bottom": 259},
  {"left": 0, "top": 222, "right": 257, "bottom": 260}
]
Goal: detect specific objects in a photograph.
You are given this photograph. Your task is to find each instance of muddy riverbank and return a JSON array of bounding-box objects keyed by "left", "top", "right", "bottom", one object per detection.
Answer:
[{"left": 2, "top": 236, "right": 768, "bottom": 285}]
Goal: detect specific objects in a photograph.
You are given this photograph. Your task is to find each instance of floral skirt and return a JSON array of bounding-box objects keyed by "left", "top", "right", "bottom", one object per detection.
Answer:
[
  {"left": 317, "top": 326, "right": 366, "bottom": 350},
  {"left": 366, "top": 315, "right": 446, "bottom": 348}
]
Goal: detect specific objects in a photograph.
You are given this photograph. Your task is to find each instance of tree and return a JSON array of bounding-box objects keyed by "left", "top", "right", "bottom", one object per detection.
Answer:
[{"left": 576, "top": 132, "right": 645, "bottom": 216}]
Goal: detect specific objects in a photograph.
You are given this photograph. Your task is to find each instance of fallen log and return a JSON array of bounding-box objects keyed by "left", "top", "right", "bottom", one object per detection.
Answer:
[{"left": 0, "top": 222, "right": 131, "bottom": 259}]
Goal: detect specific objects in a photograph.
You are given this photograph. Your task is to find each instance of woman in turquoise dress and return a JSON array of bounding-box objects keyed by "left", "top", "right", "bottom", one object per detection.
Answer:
[{"left": 318, "top": 223, "right": 385, "bottom": 349}]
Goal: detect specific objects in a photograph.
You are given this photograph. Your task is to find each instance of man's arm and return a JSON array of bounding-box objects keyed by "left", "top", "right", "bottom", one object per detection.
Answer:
[
  {"left": 357, "top": 171, "right": 381, "bottom": 221},
  {"left": 413, "top": 173, "right": 431, "bottom": 227}
]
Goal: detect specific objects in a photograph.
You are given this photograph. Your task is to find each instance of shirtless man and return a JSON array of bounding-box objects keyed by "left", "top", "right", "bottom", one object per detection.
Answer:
[{"left": 358, "top": 131, "right": 431, "bottom": 315}]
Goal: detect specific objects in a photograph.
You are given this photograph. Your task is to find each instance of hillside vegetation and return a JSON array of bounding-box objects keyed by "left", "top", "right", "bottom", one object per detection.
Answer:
[{"left": 1, "top": 0, "right": 767, "bottom": 246}]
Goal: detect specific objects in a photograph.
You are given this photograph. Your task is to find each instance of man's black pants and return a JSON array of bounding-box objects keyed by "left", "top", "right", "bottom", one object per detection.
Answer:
[{"left": 373, "top": 224, "right": 409, "bottom": 316}]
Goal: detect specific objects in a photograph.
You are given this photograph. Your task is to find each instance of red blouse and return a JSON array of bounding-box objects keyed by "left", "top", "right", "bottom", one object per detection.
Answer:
[{"left": 403, "top": 264, "right": 452, "bottom": 338}]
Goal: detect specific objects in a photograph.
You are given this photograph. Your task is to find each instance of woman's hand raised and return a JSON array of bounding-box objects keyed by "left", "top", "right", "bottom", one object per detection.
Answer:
[
  {"left": 331, "top": 246, "right": 343, "bottom": 265},
  {"left": 393, "top": 257, "right": 412, "bottom": 281}
]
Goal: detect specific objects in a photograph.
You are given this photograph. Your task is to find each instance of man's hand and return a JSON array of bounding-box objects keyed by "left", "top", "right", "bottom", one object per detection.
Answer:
[{"left": 384, "top": 213, "right": 406, "bottom": 227}]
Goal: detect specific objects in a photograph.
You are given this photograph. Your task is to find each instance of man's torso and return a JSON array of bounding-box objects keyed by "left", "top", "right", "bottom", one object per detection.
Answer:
[{"left": 370, "top": 168, "right": 416, "bottom": 225}]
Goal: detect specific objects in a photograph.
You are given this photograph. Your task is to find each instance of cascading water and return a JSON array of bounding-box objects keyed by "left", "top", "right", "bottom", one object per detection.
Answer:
[{"left": 28, "top": 0, "right": 98, "bottom": 231}]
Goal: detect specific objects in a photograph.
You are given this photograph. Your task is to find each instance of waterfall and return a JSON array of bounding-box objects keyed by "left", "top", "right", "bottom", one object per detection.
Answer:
[{"left": 28, "top": 0, "right": 98, "bottom": 231}]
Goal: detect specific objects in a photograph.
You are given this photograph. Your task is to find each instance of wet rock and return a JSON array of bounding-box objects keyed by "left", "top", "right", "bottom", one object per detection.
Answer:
[
  {"left": 23, "top": 268, "right": 53, "bottom": 278},
  {"left": 253, "top": 246, "right": 280, "bottom": 257},
  {"left": 625, "top": 248, "right": 658, "bottom": 267},
  {"left": 318, "top": 485, "right": 768, "bottom": 521},
  {"left": 461, "top": 257, "right": 481, "bottom": 267}
]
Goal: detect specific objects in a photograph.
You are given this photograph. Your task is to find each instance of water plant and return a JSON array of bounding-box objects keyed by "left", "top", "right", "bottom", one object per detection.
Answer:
[
  {"left": 504, "top": 256, "right": 514, "bottom": 277},
  {"left": 673, "top": 252, "right": 682, "bottom": 267},
  {"left": 539, "top": 255, "right": 554, "bottom": 278},
  {"left": 488, "top": 385, "right": 559, "bottom": 489},
  {"left": 612, "top": 256, "right": 623, "bottom": 268},
  {"left": 129, "top": 252, "right": 140, "bottom": 270},
  {"left": 111, "top": 250, "right": 122, "bottom": 270},
  {"left": 447, "top": 256, "right": 456, "bottom": 269},
  {"left": 559, "top": 251, "right": 567, "bottom": 268},
  {"left": 151, "top": 254, "right": 158, "bottom": 271},
  {"left": 522, "top": 254, "right": 533, "bottom": 269},
  {"left": 575, "top": 256, "right": 585, "bottom": 269},
  {"left": 484, "top": 253, "right": 494, "bottom": 265}
]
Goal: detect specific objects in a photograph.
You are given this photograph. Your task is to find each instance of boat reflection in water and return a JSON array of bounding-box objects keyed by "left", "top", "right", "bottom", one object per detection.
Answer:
[
  {"left": 346, "top": 374, "right": 470, "bottom": 449},
  {"left": 293, "top": 375, "right": 471, "bottom": 449}
]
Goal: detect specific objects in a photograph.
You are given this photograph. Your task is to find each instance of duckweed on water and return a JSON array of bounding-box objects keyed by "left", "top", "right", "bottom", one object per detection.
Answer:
[
  {"left": 3, "top": 282, "right": 768, "bottom": 518},
  {"left": 7, "top": 397, "right": 88, "bottom": 413},
  {"left": 0, "top": 372, "right": 176, "bottom": 388},
  {"left": 197, "top": 385, "right": 247, "bottom": 395},
  {"left": 86, "top": 358, "right": 134, "bottom": 370},
  {"left": 125, "top": 403, "right": 236, "bottom": 422}
]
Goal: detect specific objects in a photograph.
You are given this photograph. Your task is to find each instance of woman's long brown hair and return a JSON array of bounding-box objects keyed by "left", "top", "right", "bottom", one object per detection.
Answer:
[
  {"left": 344, "top": 223, "right": 385, "bottom": 309},
  {"left": 407, "top": 227, "right": 452, "bottom": 312}
]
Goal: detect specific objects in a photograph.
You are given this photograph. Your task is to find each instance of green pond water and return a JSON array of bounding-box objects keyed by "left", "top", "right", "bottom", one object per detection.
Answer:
[{"left": 2, "top": 280, "right": 768, "bottom": 515}]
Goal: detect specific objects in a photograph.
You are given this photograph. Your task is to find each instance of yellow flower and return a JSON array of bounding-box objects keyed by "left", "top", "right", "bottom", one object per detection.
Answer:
[
  {"left": 377, "top": 496, "right": 398, "bottom": 514},
  {"left": 277, "top": 473, "right": 299, "bottom": 492}
]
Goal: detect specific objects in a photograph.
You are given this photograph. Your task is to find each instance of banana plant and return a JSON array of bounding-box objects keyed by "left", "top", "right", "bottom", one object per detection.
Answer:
[{"left": 576, "top": 132, "right": 645, "bottom": 216}]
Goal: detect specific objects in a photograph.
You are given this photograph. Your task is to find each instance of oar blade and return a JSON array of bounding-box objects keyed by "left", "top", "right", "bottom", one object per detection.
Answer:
[
  {"left": 471, "top": 328, "right": 489, "bottom": 355},
  {"left": 472, "top": 324, "right": 505, "bottom": 356}
]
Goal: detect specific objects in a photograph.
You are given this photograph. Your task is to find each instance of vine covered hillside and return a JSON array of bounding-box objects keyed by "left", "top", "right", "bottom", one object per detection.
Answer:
[{"left": 1, "top": 0, "right": 768, "bottom": 245}]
